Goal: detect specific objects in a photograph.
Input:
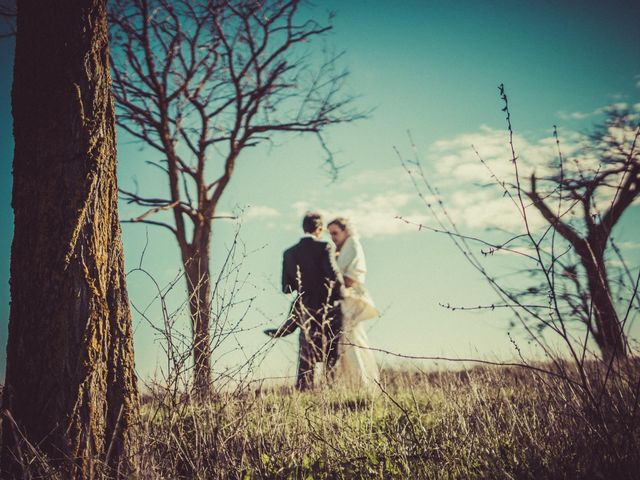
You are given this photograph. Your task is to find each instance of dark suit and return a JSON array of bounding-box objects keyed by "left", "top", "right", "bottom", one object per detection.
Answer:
[{"left": 280, "top": 236, "right": 343, "bottom": 390}]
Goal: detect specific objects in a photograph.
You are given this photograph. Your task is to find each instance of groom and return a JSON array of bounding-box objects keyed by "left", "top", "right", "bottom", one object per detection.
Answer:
[{"left": 265, "top": 212, "right": 344, "bottom": 390}]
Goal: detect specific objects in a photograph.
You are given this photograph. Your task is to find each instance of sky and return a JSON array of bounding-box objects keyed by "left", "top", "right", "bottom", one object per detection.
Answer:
[{"left": 1, "top": 0, "right": 639, "bottom": 387}]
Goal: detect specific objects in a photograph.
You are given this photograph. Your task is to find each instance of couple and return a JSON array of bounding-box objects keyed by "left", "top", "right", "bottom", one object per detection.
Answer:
[{"left": 265, "top": 212, "right": 379, "bottom": 391}]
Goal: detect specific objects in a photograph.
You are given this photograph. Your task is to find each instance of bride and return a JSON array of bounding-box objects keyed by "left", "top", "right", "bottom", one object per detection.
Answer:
[{"left": 327, "top": 217, "right": 380, "bottom": 389}]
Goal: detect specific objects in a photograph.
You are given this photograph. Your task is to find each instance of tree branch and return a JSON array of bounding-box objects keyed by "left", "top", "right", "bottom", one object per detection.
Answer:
[{"left": 528, "top": 174, "right": 586, "bottom": 252}]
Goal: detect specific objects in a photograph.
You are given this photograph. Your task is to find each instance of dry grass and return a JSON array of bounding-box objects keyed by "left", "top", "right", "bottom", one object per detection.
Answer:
[
  {"left": 4, "top": 362, "right": 638, "bottom": 478},
  {"left": 132, "top": 363, "right": 640, "bottom": 479}
]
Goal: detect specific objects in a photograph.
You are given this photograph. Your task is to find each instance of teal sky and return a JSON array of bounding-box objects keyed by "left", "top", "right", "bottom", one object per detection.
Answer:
[{"left": 1, "top": 1, "right": 639, "bottom": 385}]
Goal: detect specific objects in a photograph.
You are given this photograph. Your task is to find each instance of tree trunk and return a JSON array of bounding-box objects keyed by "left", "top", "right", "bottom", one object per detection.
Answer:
[
  {"left": 1, "top": 0, "right": 138, "bottom": 477},
  {"left": 181, "top": 229, "right": 212, "bottom": 399},
  {"left": 581, "top": 248, "right": 627, "bottom": 361}
]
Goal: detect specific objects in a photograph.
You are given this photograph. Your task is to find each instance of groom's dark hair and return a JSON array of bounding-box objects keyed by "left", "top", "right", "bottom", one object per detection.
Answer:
[{"left": 302, "top": 212, "right": 323, "bottom": 233}]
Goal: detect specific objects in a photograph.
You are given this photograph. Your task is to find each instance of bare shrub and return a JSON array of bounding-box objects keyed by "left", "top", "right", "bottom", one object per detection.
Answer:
[{"left": 395, "top": 85, "right": 640, "bottom": 478}]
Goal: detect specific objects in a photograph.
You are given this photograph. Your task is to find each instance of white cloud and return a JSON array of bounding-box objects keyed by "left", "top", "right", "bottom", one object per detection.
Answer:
[
  {"left": 426, "top": 125, "right": 567, "bottom": 188},
  {"left": 243, "top": 204, "right": 281, "bottom": 220},
  {"left": 607, "top": 102, "right": 629, "bottom": 111},
  {"left": 289, "top": 192, "right": 429, "bottom": 238},
  {"left": 418, "top": 124, "right": 592, "bottom": 231},
  {"left": 416, "top": 101, "right": 639, "bottom": 233},
  {"left": 557, "top": 110, "right": 591, "bottom": 121},
  {"left": 556, "top": 101, "right": 639, "bottom": 122},
  {"left": 451, "top": 190, "right": 529, "bottom": 231},
  {"left": 336, "top": 192, "right": 430, "bottom": 238},
  {"left": 292, "top": 200, "right": 312, "bottom": 217},
  {"left": 288, "top": 125, "right": 577, "bottom": 235},
  {"left": 347, "top": 167, "right": 407, "bottom": 188},
  {"left": 289, "top": 103, "right": 636, "bottom": 237},
  {"left": 616, "top": 241, "right": 640, "bottom": 251}
]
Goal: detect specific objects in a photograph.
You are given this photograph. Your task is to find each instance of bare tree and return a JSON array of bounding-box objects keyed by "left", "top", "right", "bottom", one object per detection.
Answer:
[
  {"left": 526, "top": 108, "right": 639, "bottom": 360},
  {"left": 1, "top": 0, "right": 138, "bottom": 477},
  {"left": 400, "top": 88, "right": 639, "bottom": 365},
  {"left": 397, "top": 91, "right": 640, "bottom": 471},
  {"left": 109, "top": 0, "right": 363, "bottom": 397}
]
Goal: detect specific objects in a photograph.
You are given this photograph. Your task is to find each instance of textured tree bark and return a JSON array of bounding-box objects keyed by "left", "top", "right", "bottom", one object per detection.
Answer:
[
  {"left": 181, "top": 227, "right": 212, "bottom": 399},
  {"left": 581, "top": 249, "right": 627, "bottom": 361},
  {"left": 1, "top": 0, "right": 138, "bottom": 477},
  {"left": 529, "top": 173, "right": 629, "bottom": 362}
]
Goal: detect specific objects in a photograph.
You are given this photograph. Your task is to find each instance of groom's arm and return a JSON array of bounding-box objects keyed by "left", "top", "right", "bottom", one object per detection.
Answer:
[
  {"left": 265, "top": 297, "right": 300, "bottom": 338},
  {"left": 282, "top": 250, "right": 296, "bottom": 294},
  {"left": 268, "top": 249, "right": 300, "bottom": 338}
]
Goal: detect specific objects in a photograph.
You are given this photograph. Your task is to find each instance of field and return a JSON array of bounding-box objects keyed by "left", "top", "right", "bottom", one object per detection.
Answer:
[{"left": 133, "top": 364, "right": 640, "bottom": 479}]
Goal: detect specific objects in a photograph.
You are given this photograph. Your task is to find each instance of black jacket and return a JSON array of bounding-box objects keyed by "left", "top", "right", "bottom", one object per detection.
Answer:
[{"left": 282, "top": 237, "right": 343, "bottom": 313}]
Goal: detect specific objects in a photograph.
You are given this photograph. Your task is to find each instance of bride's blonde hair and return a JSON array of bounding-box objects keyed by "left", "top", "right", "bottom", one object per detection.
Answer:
[{"left": 327, "top": 217, "right": 354, "bottom": 236}]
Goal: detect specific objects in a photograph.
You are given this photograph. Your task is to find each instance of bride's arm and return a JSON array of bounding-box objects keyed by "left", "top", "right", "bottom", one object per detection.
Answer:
[{"left": 342, "top": 237, "right": 367, "bottom": 285}]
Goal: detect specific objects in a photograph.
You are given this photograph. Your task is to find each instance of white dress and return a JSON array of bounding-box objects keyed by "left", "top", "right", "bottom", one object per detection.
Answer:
[{"left": 334, "top": 235, "right": 380, "bottom": 389}]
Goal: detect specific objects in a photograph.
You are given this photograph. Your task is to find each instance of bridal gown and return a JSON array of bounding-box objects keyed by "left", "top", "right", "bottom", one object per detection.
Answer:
[{"left": 334, "top": 235, "right": 380, "bottom": 389}]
